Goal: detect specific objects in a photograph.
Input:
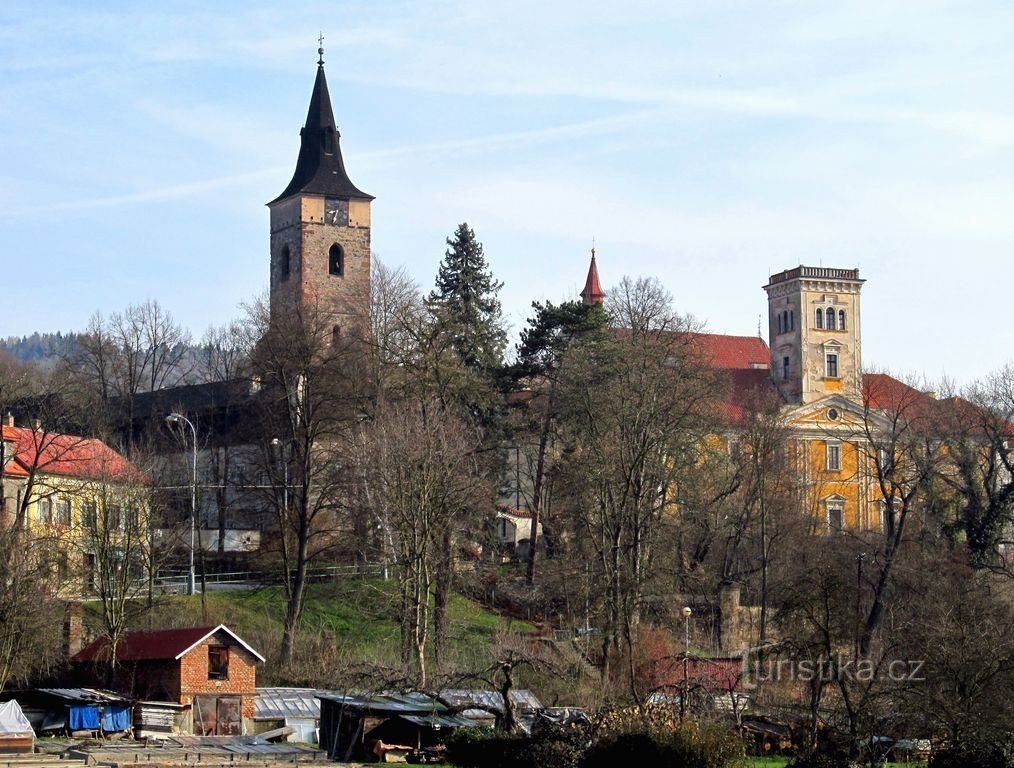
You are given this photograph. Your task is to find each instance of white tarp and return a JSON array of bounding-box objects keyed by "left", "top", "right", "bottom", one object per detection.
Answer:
[{"left": 0, "top": 700, "right": 34, "bottom": 738}]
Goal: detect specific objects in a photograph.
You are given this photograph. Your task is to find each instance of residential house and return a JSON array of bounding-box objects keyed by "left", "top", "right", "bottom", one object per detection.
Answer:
[
  {"left": 72, "top": 625, "right": 265, "bottom": 736},
  {"left": 0, "top": 416, "right": 147, "bottom": 596}
]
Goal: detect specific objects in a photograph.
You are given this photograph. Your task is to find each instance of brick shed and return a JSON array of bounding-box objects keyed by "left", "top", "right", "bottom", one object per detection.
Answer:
[{"left": 73, "top": 625, "right": 265, "bottom": 736}]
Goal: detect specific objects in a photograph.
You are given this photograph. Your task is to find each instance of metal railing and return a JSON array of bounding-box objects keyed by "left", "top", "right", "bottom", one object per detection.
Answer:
[{"left": 152, "top": 562, "right": 395, "bottom": 593}]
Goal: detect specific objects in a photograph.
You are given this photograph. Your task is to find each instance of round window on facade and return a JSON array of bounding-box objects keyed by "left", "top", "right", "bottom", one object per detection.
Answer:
[{"left": 827, "top": 408, "right": 840, "bottom": 421}]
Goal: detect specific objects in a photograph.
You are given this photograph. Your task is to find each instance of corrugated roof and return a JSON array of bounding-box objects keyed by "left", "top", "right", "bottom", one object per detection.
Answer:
[
  {"left": 35, "top": 688, "right": 129, "bottom": 704},
  {"left": 255, "top": 688, "right": 331, "bottom": 720},
  {"left": 318, "top": 691, "right": 447, "bottom": 715},
  {"left": 439, "top": 689, "right": 542, "bottom": 714}
]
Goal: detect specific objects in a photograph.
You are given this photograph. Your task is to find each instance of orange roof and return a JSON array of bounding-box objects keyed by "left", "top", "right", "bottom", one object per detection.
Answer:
[
  {"left": 2, "top": 424, "right": 139, "bottom": 482},
  {"left": 580, "top": 252, "right": 606, "bottom": 305},
  {"left": 689, "top": 333, "right": 770, "bottom": 371}
]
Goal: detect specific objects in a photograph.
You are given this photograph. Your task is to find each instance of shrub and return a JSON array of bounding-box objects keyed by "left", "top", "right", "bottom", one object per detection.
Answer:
[
  {"left": 929, "top": 735, "right": 1014, "bottom": 768},
  {"left": 582, "top": 714, "right": 745, "bottom": 768},
  {"left": 447, "top": 725, "right": 585, "bottom": 768}
]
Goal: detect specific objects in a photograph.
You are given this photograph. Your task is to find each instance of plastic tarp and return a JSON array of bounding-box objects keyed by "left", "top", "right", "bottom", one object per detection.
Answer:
[
  {"left": 0, "top": 700, "right": 34, "bottom": 738},
  {"left": 68, "top": 705, "right": 100, "bottom": 731},
  {"left": 101, "top": 705, "right": 131, "bottom": 733}
]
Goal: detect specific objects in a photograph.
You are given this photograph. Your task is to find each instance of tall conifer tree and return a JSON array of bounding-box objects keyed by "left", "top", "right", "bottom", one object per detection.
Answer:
[{"left": 429, "top": 223, "right": 507, "bottom": 374}]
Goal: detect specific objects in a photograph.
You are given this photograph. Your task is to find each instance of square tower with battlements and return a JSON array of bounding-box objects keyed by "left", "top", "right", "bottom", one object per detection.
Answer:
[{"left": 764, "top": 266, "right": 864, "bottom": 405}]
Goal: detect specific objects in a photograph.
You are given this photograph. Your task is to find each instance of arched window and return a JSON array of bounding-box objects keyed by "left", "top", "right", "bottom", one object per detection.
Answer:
[
  {"left": 777, "top": 314, "right": 783, "bottom": 334},
  {"left": 328, "top": 243, "right": 344, "bottom": 276},
  {"left": 838, "top": 309, "right": 846, "bottom": 330},
  {"left": 825, "top": 307, "right": 836, "bottom": 330},
  {"left": 782, "top": 310, "right": 789, "bottom": 332},
  {"left": 815, "top": 308, "right": 824, "bottom": 329},
  {"left": 279, "top": 245, "right": 291, "bottom": 281},
  {"left": 789, "top": 310, "right": 794, "bottom": 330},
  {"left": 825, "top": 496, "right": 845, "bottom": 533}
]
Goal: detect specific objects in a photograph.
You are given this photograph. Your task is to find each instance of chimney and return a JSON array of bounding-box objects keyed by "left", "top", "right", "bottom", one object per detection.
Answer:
[
  {"left": 5, "top": 413, "right": 12, "bottom": 427},
  {"left": 64, "top": 601, "right": 84, "bottom": 657}
]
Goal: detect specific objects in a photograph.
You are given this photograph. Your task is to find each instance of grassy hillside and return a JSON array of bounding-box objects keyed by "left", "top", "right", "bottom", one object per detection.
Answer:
[{"left": 109, "top": 578, "right": 535, "bottom": 687}]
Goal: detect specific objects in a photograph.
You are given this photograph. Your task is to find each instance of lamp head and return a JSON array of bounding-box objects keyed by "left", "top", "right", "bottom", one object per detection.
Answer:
[
  {"left": 166, "top": 413, "right": 182, "bottom": 425},
  {"left": 682, "top": 607, "right": 692, "bottom": 618},
  {"left": 271, "top": 438, "right": 281, "bottom": 446}
]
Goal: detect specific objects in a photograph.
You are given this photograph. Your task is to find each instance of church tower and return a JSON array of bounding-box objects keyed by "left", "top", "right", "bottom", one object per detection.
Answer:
[
  {"left": 267, "top": 46, "right": 373, "bottom": 333},
  {"left": 763, "top": 266, "right": 864, "bottom": 404},
  {"left": 580, "top": 247, "right": 605, "bottom": 305}
]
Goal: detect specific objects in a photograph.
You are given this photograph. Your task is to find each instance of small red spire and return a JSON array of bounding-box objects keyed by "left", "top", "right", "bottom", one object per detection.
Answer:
[{"left": 580, "top": 246, "right": 605, "bottom": 305}]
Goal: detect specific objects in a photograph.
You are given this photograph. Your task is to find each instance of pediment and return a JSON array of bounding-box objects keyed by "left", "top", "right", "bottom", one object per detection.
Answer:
[{"left": 782, "top": 394, "right": 890, "bottom": 433}]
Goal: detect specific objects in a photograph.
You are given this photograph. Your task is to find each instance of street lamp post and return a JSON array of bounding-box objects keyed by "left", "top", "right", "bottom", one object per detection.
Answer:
[
  {"left": 270, "top": 438, "right": 288, "bottom": 518},
  {"left": 166, "top": 413, "right": 197, "bottom": 596},
  {"left": 681, "top": 606, "right": 692, "bottom": 719}
]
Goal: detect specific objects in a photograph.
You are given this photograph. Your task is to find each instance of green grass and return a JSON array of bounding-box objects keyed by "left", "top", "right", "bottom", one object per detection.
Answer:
[
  {"left": 747, "top": 758, "right": 789, "bottom": 768},
  {"left": 109, "top": 577, "right": 535, "bottom": 681}
]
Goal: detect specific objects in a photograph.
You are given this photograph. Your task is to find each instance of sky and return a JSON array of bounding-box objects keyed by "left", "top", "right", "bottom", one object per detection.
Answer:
[{"left": 2, "top": 0, "right": 1014, "bottom": 386}]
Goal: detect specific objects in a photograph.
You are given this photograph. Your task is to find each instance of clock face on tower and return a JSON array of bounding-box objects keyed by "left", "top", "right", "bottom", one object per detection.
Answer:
[{"left": 324, "top": 197, "right": 349, "bottom": 226}]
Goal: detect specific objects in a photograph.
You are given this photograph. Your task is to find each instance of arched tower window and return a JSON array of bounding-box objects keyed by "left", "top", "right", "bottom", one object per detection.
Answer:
[
  {"left": 825, "top": 307, "right": 836, "bottom": 330},
  {"left": 815, "top": 307, "right": 824, "bottom": 329},
  {"left": 328, "top": 243, "right": 344, "bottom": 276},
  {"left": 839, "top": 309, "right": 846, "bottom": 330},
  {"left": 279, "top": 245, "right": 291, "bottom": 281},
  {"left": 777, "top": 314, "right": 784, "bottom": 334},
  {"left": 789, "top": 310, "right": 794, "bottom": 330}
]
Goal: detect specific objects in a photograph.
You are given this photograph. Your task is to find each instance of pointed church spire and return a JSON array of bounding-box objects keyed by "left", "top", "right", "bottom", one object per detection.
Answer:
[
  {"left": 270, "top": 45, "right": 373, "bottom": 204},
  {"left": 580, "top": 245, "right": 606, "bottom": 305}
]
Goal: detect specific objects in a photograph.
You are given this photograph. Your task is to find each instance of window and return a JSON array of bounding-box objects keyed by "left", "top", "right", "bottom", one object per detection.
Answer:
[
  {"left": 208, "top": 645, "right": 229, "bottom": 680},
  {"left": 826, "top": 352, "right": 839, "bottom": 378},
  {"left": 777, "top": 314, "right": 783, "bottom": 334},
  {"left": 328, "top": 243, "right": 344, "bottom": 276},
  {"left": 789, "top": 310, "right": 794, "bottom": 330},
  {"left": 827, "top": 502, "right": 844, "bottom": 533},
  {"left": 37, "top": 497, "right": 52, "bottom": 524},
  {"left": 879, "top": 447, "right": 894, "bottom": 477},
  {"left": 815, "top": 308, "right": 823, "bottom": 329},
  {"left": 108, "top": 505, "right": 122, "bottom": 530},
  {"left": 825, "top": 307, "right": 836, "bottom": 330},
  {"left": 56, "top": 499, "right": 71, "bottom": 525},
  {"left": 82, "top": 501, "right": 97, "bottom": 529},
  {"left": 279, "top": 245, "right": 291, "bottom": 281},
  {"left": 838, "top": 309, "right": 846, "bottom": 331},
  {"left": 880, "top": 498, "right": 900, "bottom": 534},
  {"left": 826, "top": 442, "right": 842, "bottom": 471},
  {"left": 782, "top": 356, "right": 790, "bottom": 380}
]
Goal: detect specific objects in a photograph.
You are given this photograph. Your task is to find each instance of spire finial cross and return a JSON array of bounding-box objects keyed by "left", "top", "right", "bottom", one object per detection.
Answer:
[
  {"left": 591, "top": 236, "right": 596, "bottom": 259},
  {"left": 318, "top": 32, "right": 325, "bottom": 65}
]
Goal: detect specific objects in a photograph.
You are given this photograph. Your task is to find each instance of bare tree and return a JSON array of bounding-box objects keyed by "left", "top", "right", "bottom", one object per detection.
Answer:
[
  {"left": 248, "top": 298, "right": 367, "bottom": 666},
  {"left": 555, "top": 276, "right": 722, "bottom": 692}
]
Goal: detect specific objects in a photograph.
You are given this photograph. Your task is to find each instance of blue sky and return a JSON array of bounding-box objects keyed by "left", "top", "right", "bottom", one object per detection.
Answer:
[{"left": 3, "top": 1, "right": 1014, "bottom": 384}]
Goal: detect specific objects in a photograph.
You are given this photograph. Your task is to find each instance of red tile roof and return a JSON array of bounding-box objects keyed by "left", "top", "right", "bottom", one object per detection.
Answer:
[
  {"left": 497, "top": 504, "right": 533, "bottom": 519},
  {"left": 721, "top": 368, "right": 778, "bottom": 423},
  {"left": 689, "top": 333, "right": 770, "bottom": 371},
  {"left": 580, "top": 252, "right": 606, "bottom": 305},
  {"left": 73, "top": 625, "right": 265, "bottom": 663},
  {"left": 2, "top": 425, "right": 138, "bottom": 482},
  {"left": 647, "top": 657, "right": 745, "bottom": 692}
]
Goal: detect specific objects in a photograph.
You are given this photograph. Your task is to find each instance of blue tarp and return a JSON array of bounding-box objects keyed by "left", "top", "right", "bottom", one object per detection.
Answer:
[
  {"left": 68, "top": 706, "right": 100, "bottom": 731},
  {"left": 101, "top": 705, "right": 131, "bottom": 733}
]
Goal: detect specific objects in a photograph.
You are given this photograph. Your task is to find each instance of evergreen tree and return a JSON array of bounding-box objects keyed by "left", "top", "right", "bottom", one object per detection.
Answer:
[{"left": 429, "top": 223, "right": 507, "bottom": 373}]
